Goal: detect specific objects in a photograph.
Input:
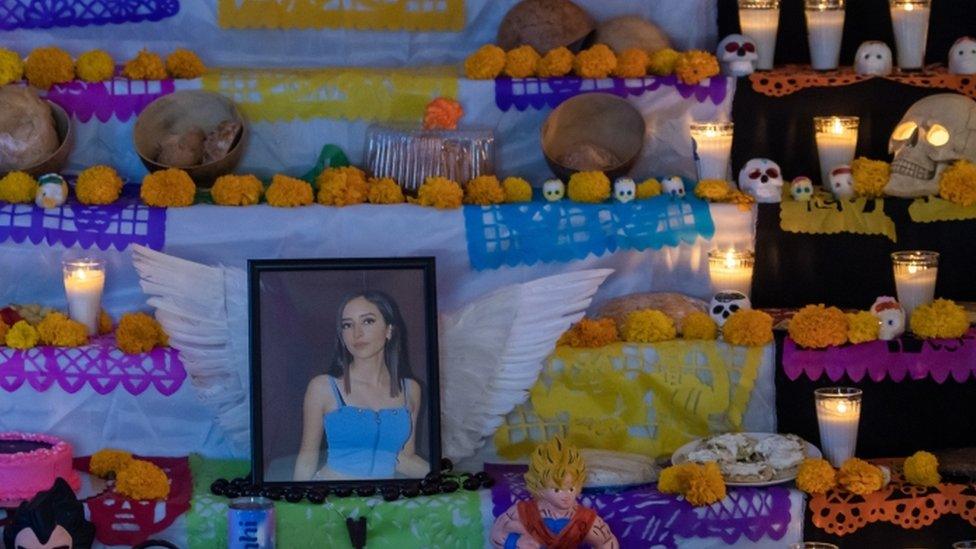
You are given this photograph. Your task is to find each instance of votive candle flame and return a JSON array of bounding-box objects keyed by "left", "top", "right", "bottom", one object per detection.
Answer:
[
  {"left": 815, "top": 387, "right": 862, "bottom": 467},
  {"left": 814, "top": 116, "right": 859, "bottom": 188},
  {"left": 62, "top": 258, "right": 106, "bottom": 336},
  {"left": 690, "top": 122, "right": 734, "bottom": 181},
  {"left": 891, "top": 250, "right": 938, "bottom": 320},
  {"left": 708, "top": 248, "right": 755, "bottom": 297}
]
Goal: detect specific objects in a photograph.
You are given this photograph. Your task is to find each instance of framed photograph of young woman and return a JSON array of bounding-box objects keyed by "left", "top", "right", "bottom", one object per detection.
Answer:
[{"left": 249, "top": 257, "right": 441, "bottom": 487}]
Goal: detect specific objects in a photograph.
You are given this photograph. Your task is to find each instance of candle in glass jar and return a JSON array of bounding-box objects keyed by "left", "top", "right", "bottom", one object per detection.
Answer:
[
  {"left": 815, "top": 387, "right": 862, "bottom": 467},
  {"left": 708, "top": 248, "right": 755, "bottom": 297},
  {"left": 805, "top": 0, "right": 845, "bottom": 70},
  {"left": 739, "top": 0, "right": 780, "bottom": 70},
  {"left": 891, "top": 250, "right": 938, "bottom": 320},
  {"left": 63, "top": 258, "right": 106, "bottom": 335},
  {"left": 814, "top": 116, "right": 859, "bottom": 188},
  {"left": 690, "top": 122, "right": 734, "bottom": 181},
  {"left": 890, "top": 0, "right": 931, "bottom": 70}
]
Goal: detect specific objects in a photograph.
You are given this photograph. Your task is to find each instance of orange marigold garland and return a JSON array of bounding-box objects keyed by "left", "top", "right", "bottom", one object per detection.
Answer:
[
  {"left": 0, "top": 48, "right": 24, "bottom": 86},
  {"left": 613, "top": 48, "right": 649, "bottom": 78},
  {"left": 415, "top": 176, "right": 463, "bottom": 209},
  {"left": 685, "top": 462, "right": 727, "bottom": 506},
  {"left": 502, "top": 177, "right": 533, "bottom": 203},
  {"left": 788, "top": 304, "right": 849, "bottom": 349},
  {"left": 620, "top": 309, "right": 676, "bottom": 343},
  {"left": 123, "top": 49, "right": 167, "bottom": 80},
  {"left": 6, "top": 320, "right": 39, "bottom": 349},
  {"left": 567, "top": 171, "right": 611, "bottom": 203},
  {"left": 722, "top": 309, "right": 774, "bottom": 347},
  {"left": 538, "top": 47, "right": 574, "bottom": 77},
  {"left": 211, "top": 174, "right": 264, "bottom": 206},
  {"left": 903, "top": 451, "right": 940, "bottom": 487},
  {"left": 574, "top": 44, "right": 617, "bottom": 78},
  {"left": 682, "top": 311, "right": 718, "bottom": 340},
  {"left": 36, "top": 312, "right": 88, "bottom": 347},
  {"left": 116, "top": 312, "right": 168, "bottom": 354},
  {"left": 557, "top": 317, "right": 619, "bottom": 348},
  {"left": 0, "top": 171, "right": 39, "bottom": 204},
  {"left": 423, "top": 97, "right": 463, "bottom": 130},
  {"left": 98, "top": 308, "right": 114, "bottom": 335},
  {"left": 464, "top": 44, "right": 505, "bottom": 79},
  {"left": 115, "top": 459, "right": 170, "bottom": 500},
  {"left": 464, "top": 175, "right": 505, "bottom": 205},
  {"left": 76, "top": 165, "right": 124, "bottom": 205},
  {"left": 266, "top": 174, "right": 313, "bottom": 207},
  {"left": 316, "top": 166, "right": 368, "bottom": 206},
  {"left": 367, "top": 177, "right": 405, "bottom": 204},
  {"left": 141, "top": 169, "right": 195, "bottom": 207},
  {"left": 75, "top": 49, "right": 115, "bottom": 83},
  {"left": 165, "top": 48, "right": 206, "bottom": 79},
  {"left": 24, "top": 46, "right": 74, "bottom": 90},
  {"left": 796, "top": 458, "right": 837, "bottom": 494},
  {"left": 674, "top": 50, "right": 720, "bottom": 85},
  {"left": 90, "top": 449, "right": 134, "bottom": 478},
  {"left": 504, "top": 45, "right": 540, "bottom": 78},
  {"left": 910, "top": 298, "right": 969, "bottom": 339},
  {"left": 837, "top": 458, "right": 885, "bottom": 495}
]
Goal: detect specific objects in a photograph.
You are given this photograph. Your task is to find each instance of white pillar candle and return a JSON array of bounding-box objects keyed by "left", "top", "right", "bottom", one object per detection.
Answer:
[
  {"left": 890, "top": 0, "right": 931, "bottom": 70},
  {"left": 691, "top": 122, "right": 734, "bottom": 181},
  {"left": 815, "top": 387, "right": 862, "bottom": 467},
  {"left": 805, "top": 0, "right": 845, "bottom": 70},
  {"left": 739, "top": 0, "right": 781, "bottom": 70},
  {"left": 814, "top": 116, "right": 859, "bottom": 188},
  {"left": 708, "top": 248, "right": 754, "bottom": 297},
  {"left": 891, "top": 250, "right": 939, "bottom": 320},
  {"left": 63, "top": 258, "right": 106, "bottom": 336}
]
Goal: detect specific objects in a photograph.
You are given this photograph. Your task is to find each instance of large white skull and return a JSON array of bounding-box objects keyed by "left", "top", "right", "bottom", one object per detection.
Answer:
[
  {"left": 854, "top": 41, "right": 893, "bottom": 76},
  {"left": 949, "top": 37, "right": 976, "bottom": 75},
  {"left": 871, "top": 296, "right": 905, "bottom": 341},
  {"left": 790, "top": 176, "right": 814, "bottom": 201},
  {"left": 662, "top": 176, "right": 685, "bottom": 198},
  {"left": 738, "top": 158, "right": 783, "bottom": 203},
  {"left": 709, "top": 291, "right": 751, "bottom": 328},
  {"left": 543, "top": 178, "right": 565, "bottom": 202},
  {"left": 828, "top": 165, "right": 855, "bottom": 199},
  {"left": 613, "top": 177, "right": 636, "bottom": 203},
  {"left": 885, "top": 94, "right": 976, "bottom": 197},
  {"left": 717, "top": 34, "right": 759, "bottom": 77}
]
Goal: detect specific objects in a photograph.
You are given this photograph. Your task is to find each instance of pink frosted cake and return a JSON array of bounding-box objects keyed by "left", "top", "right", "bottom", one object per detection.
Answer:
[{"left": 0, "top": 432, "right": 80, "bottom": 505}]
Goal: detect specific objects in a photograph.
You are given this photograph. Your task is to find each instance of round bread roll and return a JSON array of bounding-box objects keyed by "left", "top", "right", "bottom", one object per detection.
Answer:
[
  {"left": 581, "top": 449, "right": 659, "bottom": 488},
  {"left": 594, "top": 16, "right": 672, "bottom": 55},
  {"left": 497, "top": 0, "right": 595, "bottom": 54},
  {"left": 0, "top": 87, "right": 59, "bottom": 172},
  {"left": 599, "top": 292, "right": 708, "bottom": 332}
]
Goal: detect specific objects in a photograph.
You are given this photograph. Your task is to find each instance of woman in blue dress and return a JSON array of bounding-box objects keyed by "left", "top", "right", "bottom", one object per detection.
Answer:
[{"left": 293, "top": 291, "right": 429, "bottom": 481}]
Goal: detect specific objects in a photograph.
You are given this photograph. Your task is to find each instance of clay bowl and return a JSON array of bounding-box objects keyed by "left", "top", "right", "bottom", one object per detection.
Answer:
[
  {"left": 541, "top": 93, "right": 646, "bottom": 181},
  {"left": 134, "top": 90, "right": 247, "bottom": 188},
  {"left": 10, "top": 101, "right": 74, "bottom": 179}
]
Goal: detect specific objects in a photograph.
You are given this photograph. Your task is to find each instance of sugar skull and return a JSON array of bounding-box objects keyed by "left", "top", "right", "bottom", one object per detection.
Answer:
[
  {"left": 854, "top": 41, "right": 893, "bottom": 76},
  {"left": 790, "top": 176, "right": 814, "bottom": 201},
  {"left": 871, "top": 296, "right": 905, "bottom": 340},
  {"left": 613, "top": 177, "right": 636, "bottom": 203},
  {"left": 662, "top": 176, "right": 685, "bottom": 198},
  {"left": 738, "top": 158, "right": 783, "bottom": 203},
  {"left": 717, "top": 34, "right": 759, "bottom": 77},
  {"left": 709, "top": 291, "right": 751, "bottom": 328},
  {"left": 828, "top": 165, "right": 855, "bottom": 199},
  {"left": 885, "top": 94, "right": 976, "bottom": 197},
  {"left": 543, "top": 178, "right": 565, "bottom": 202},
  {"left": 35, "top": 173, "right": 68, "bottom": 209},
  {"left": 949, "top": 37, "right": 976, "bottom": 75}
]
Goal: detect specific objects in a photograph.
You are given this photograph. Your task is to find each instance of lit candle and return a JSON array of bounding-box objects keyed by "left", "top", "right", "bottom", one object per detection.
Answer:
[
  {"left": 814, "top": 116, "right": 859, "bottom": 188},
  {"left": 690, "top": 122, "right": 734, "bottom": 181},
  {"left": 890, "top": 0, "right": 931, "bottom": 70},
  {"left": 805, "top": 0, "right": 845, "bottom": 70},
  {"left": 739, "top": 0, "right": 780, "bottom": 70},
  {"left": 815, "top": 387, "right": 862, "bottom": 467},
  {"left": 891, "top": 250, "right": 938, "bottom": 320},
  {"left": 62, "top": 258, "right": 106, "bottom": 335},
  {"left": 708, "top": 248, "right": 754, "bottom": 297}
]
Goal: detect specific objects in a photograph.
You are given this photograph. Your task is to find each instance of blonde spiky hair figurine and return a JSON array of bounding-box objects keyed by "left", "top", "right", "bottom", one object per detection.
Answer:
[{"left": 490, "top": 437, "right": 619, "bottom": 549}]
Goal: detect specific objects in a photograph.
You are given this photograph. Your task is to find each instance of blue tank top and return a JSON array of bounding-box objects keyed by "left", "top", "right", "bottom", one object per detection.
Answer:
[{"left": 323, "top": 376, "right": 412, "bottom": 478}]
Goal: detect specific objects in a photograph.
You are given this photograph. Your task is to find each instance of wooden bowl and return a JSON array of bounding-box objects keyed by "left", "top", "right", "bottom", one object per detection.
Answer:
[
  {"left": 134, "top": 90, "right": 247, "bottom": 188},
  {"left": 540, "top": 93, "right": 645, "bottom": 181},
  {"left": 0, "top": 101, "right": 74, "bottom": 179}
]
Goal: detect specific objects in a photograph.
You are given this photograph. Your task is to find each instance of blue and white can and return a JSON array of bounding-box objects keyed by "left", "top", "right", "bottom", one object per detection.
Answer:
[{"left": 228, "top": 496, "right": 275, "bottom": 549}]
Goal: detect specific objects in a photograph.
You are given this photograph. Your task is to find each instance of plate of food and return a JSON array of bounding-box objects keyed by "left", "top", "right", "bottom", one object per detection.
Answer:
[{"left": 671, "top": 432, "right": 821, "bottom": 487}]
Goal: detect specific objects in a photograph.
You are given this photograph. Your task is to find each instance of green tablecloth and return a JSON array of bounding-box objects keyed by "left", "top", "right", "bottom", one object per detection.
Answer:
[{"left": 186, "top": 456, "right": 487, "bottom": 548}]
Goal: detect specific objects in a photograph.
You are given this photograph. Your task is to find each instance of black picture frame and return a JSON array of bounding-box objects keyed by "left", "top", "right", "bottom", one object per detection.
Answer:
[{"left": 248, "top": 257, "right": 441, "bottom": 490}]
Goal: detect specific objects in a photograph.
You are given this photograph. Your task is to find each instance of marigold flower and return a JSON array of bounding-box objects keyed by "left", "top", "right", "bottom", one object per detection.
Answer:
[
  {"left": 165, "top": 48, "right": 206, "bottom": 79},
  {"left": 316, "top": 166, "right": 368, "bottom": 206},
  {"left": 574, "top": 44, "right": 617, "bottom": 78},
  {"left": 723, "top": 309, "right": 773, "bottom": 346},
  {"left": 116, "top": 312, "right": 168, "bottom": 354},
  {"left": 116, "top": 459, "right": 170, "bottom": 500},
  {"left": 98, "top": 308, "right": 114, "bottom": 335},
  {"left": 675, "top": 50, "right": 720, "bottom": 85},
  {"left": 796, "top": 458, "right": 837, "bottom": 494},
  {"left": 141, "top": 168, "right": 195, "bottom": 207},
  {"left": 637, "top": 178, "right": 662, "bottom": 199},
  {"left": 621, "top": 309, "right": 677, "bottom": 343},
  {"left": 910, "top": 298, "right": 969, "bottom": 339},
  {"left": 90, "top": 449, "right": 134, "bottom": 478},
  {"left": 538, "top": 47, "right": 574, "bottom": 77},
  {"left": 76, "top": 165, "right": 124, "bottom": 205},
  {"left": 464, "top": 175, "right": 505, "bottom": 205},
  {"left": 266, "top": 174, "right": 313, "bottom": 207},
  {"left": 0, "top": 48, "right": 25, "bottom": 86},
  {"left": 851, "top": 157, "right": 890, "bottom": 198},
  {"left": 838, "top": 458, "right": 884, "bottom": 495},
  {"left": 504, "top": 45, "right": 540, "bottom": 78},
  {"left": 423, "top": 97, "right": 463, "bottom": 130},
  {"left": 123, "top": 49, "right": 167, "bottom": 80},
  {"left": 502, "top": 177, "right": 533, "bottom": 203},
  {"left": 613, "top": 48, "right": 649, "bottom": 78},
  {"left": 24, "top": 47, "right": 74, "bottom": 90},
  {"left": 846, "top": 311, "right": 879, "bottom": 344},
  {"left": 788, "top": 304, "right": 849, "bottom": 349},
  {"left": 415, "top": 176, "right": 463, "bottom": 209},
  {"left": 567, "top": 171, "right": 611, "bottom": 203},
  {"left": 37, "top": 312, "right": 88, "bottom": 347},
  {"left": 367, "top": 177, "right": 405, "bottom": 204},
  {"left": 557, "top": 317, "right": 619, "bottom": 348},
  {"left": 685, "top": 462, "right": 727, "bottom": 506},
  {"left": 939, "top": 159, "right": 976, "bottom": 207},
  {"left": 648, "top": 48, "right": 681, "bottom": 76},
  {"left": 211, "top": 174, "right": 263, "bottom": 206},
  {"left": 903, "top": 451, "right": 940, "bottom": 487},
  {"left": 6, "top": 320, "right": 39, "bottom": 349},
  {"left": 682, "top": 311, "right": 718, "bottom": 340},
  {"left": 695, "top": 179, "right": 733, "bottom": 201},
  {"left": 0, "top": 171, "right": 39, "bottom": 204},
  {"left": 658, "top": 462, "right": 698, "bottom": 494},
  {"left": 75, "top": 50, "right": 115, "bottom": 82},
  {"left": 464, "top": 44, "right": 505, "bottom": 79}
]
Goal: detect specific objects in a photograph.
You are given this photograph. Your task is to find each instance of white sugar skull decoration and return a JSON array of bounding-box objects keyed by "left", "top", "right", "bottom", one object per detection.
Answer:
[
  {"left": 886, "top": 93, "right": 976, "bottom": 198},
  {"left": 738, "top": 158, "right": 783, "bottom": 203},
  {"left": 790, "top": 176, "right": 814, "bottom": 201},
  {"left": 709, "top": 291, "right": 751, "bottom": 328},
  {"left": 854, "top": 41, "right": 893, "bottom": 76},
  {"left": 871, "top": 296, "right": 905, "bottom": 341},
  {"left": 717, "top": 34, "right": 759, "bottom": 77},
  {"left": 613, "top": 177, "right": 636, "bottom": 203},
  {"left": 828, "top": 165, "right": 855, "bottom": 199},
  {"left": 34, "top": 173, "right": 68, "bottom": 209},
  {"left": 662, "top": 176, "right": 685, "bottom": 199},
  {"left": 543, "top": 178, "right": 565, "bottom": 202},
  {"left": 949, "top": 37, "right": 976, "bottom": 75}
]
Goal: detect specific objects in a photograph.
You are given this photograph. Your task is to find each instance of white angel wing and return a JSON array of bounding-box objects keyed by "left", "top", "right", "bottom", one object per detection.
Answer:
[
  {"left": 131, "top": 245, "right": 250, "bottom": 453},
  {"left": 440, "top": 269, "right": 613, "bottom": 462}
]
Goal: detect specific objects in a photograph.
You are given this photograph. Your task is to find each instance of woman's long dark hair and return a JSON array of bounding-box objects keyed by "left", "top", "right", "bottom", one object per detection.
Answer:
[{"left": 329, "top": 290, "right": 409, "bottom": 398}]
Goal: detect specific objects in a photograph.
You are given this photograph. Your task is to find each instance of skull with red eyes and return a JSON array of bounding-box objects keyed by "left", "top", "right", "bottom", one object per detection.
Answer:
[
  {"left": 829, "top": 165, "right": 855, "bottom": 199},
  {"left": 737, "top": 158, "right": 783, "bottom": 203},
  {"left": 717, "top": 34, "right": 759, "bottom": 77}
]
